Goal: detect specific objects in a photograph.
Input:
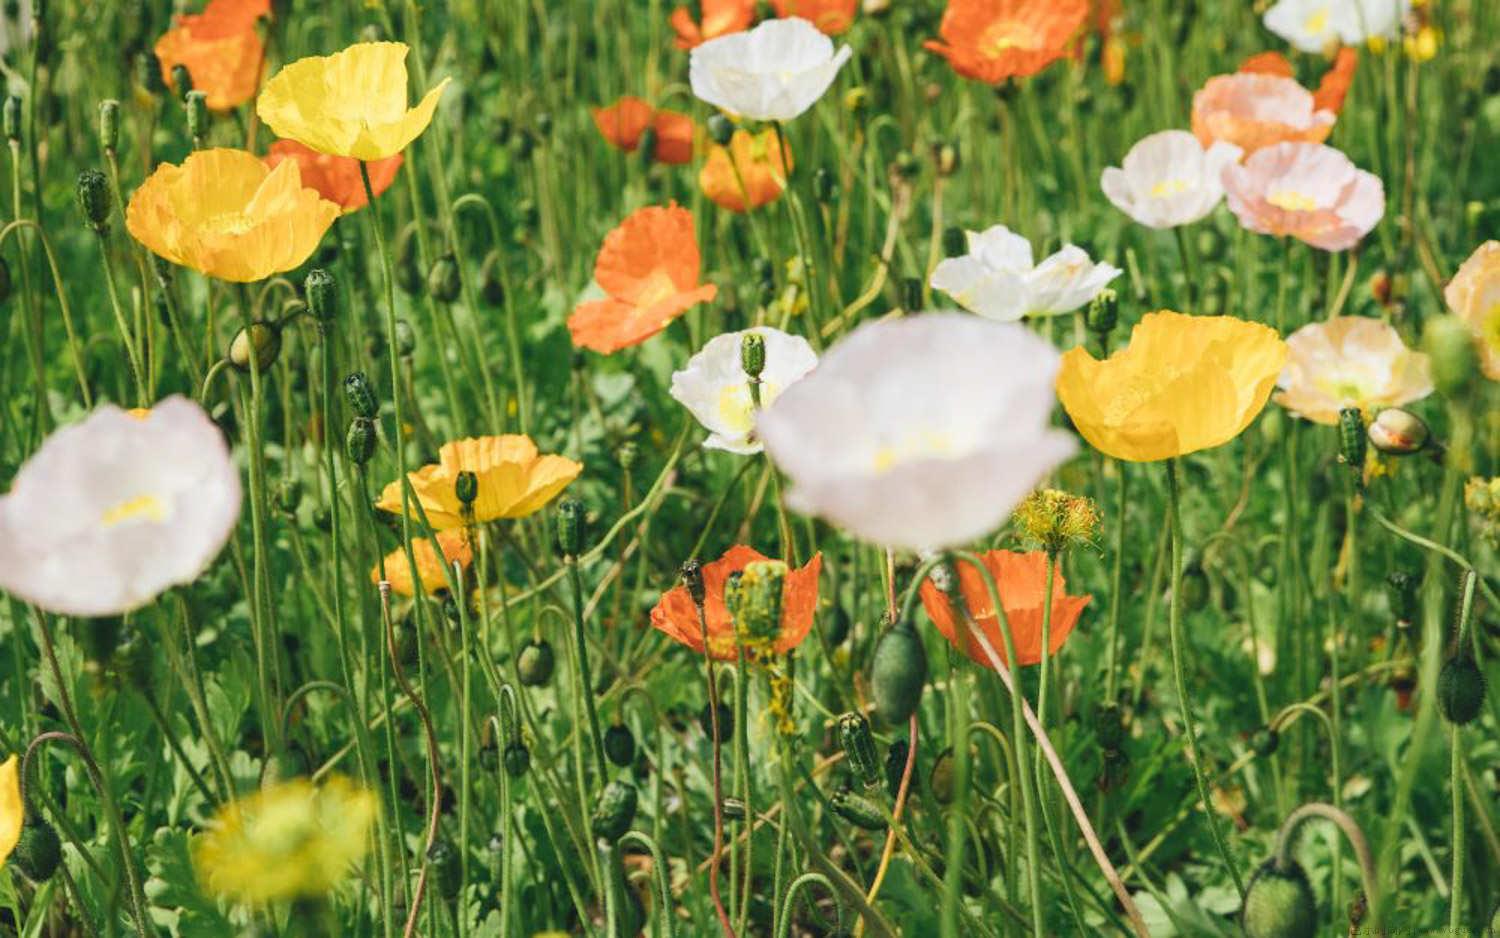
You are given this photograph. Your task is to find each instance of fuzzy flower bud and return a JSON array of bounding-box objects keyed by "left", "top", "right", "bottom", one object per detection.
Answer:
[
  {"left": 343, "top": 372, "right": 378, "bottom": 420},
  {"left": 98, "top": 99, "right": 120, "bottom": 153},
  {"left": 1086, "top": 289, "right": 1119, "bottom": 336},
  {"left": 555, "top": 498, "right": 586, "bottom": 558},
  {"left": 1367, "top": 407, "right": 1429, "bottom": 456},
  {"left": 305, "top": 268, "right": 337, "bottom": 324},
  {"left": 346, "top": 418, "right": 377, "bottom": 466},
  {"left": 171, "top": 63, "right": 192, "bottom": 97},
  {"left": 740, "top": 331, "right": 766, "bottom": 381},
  {"left": 3, "top": 95, "right": 20, "bottom": 143},
  {"left": 837, "top": 711, "right": 882, "bottom": 788},
  {"left": 706, "top": 113, "right": 734, "bottom": 147},
  {"left": 427, "top": 252, "right": 462, "bottom": 303},
  {"left": 185, "top": 90, "right": 208, "bottom": 140},
  {"left": 76, "top": 169, "right": 112, "bottom": 233},
  {"left": 1242, "top": 859, "right": 1317, "bottom": 938},
  {"left": 454, "top": 470, "right": 479, "bottom": 508},
  {"left": 1438, "top": 653, "right": 1486, "bottom": 725},
  {"left": 1337, "top": 407, "right": 1366, "bottom": 479}
]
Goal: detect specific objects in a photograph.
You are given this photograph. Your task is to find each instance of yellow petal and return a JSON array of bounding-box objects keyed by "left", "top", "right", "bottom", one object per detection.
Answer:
[{"left": 0, "top": 755, "right": 20, "bottom": 866}]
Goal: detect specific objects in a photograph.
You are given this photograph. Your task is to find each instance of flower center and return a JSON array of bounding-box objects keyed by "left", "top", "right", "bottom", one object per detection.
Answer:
[
  {"left": 1150, "top": 178, "right": 1191, "bottom": 199},
  {"left": 1267, "top": 189, "right": 1319, "bottom": 211},
  {"left": 716, "top": 382, "right": 779, "bottom": 436},
  {"left": 101, "top": 493, "right": 168, "bottom": 528},
  {"left": 872, "top": 430, "right": 957, "bottom": 473},
  {"left": 980, "top": 20, "right": 1040, "bottom": 57},
  {"left": 202, "top": 210, "right": 258, "bottom": 236},
  {"left": 1302, "top": 9, "right": 1329, "bottom": 36}
]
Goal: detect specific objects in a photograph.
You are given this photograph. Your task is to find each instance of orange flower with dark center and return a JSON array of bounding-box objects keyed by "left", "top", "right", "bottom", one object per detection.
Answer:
[
  {"left": 699, "top": 129, "right": 791, "bottom": 213},
  {"left": 591, "top": 97, "right": 696, "bottom": 165},
  {"left": 155, "top": 0, "right": 271, "bottom": 110},
  {"left": 925, "top": 0, "right": 1088, "bottom": 84},
  {"left": 670, "top": 0, "right": 757, "bottom": 49},
  {"left": 771, "top": 0, "right": 857, "bottom": 35},
  {"left": 920, "top": 550, "right": 1091, "bottom": 669},
  {"left": 650, "top": 546, "right": 822, "bottom": 661},
  {"left": 263, "top": 140, "right": 402, "bottom": 212},
  {"left": 1237, "top": 48, "right": 1358, "bottom": 115},
  {"left": 568, "top": 203, "right": 718, "bottom": 354}
]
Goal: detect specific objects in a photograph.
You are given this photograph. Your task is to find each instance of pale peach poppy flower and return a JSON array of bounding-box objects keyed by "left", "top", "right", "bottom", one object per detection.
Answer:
[
  {"left": 1192, "top": 72, "right": 1335, "bottom": 155},
  {"left": 1443, "top": 241, "right": 1500, "bottom": 380},
  {"left": 1222, "top": 142, "right": 1383, "bottom": 251},
  {"left": 1274, "top": 317, "right": 1433, "bottom": 425}
]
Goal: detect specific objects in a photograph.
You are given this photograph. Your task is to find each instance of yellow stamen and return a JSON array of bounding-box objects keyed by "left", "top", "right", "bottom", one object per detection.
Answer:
[{"left": 101, "top": 493, "right": 168, "bottom": 527}]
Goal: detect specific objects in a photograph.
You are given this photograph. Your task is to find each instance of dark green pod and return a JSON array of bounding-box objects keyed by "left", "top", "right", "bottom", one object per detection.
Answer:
[
  {"left": 870, "top": 621, "right": 926, "bottom": 725},
  {"left": 343, "top": 372, "right": 378, "bottom": 419},
  {"left": 828, "top": 789, "right": 887, "bottom": 832},
  {"left": 699, "top": 702, "right": 733, "bottom": 741},
  {"left": 12, "top": 813, "right": 62, "bottom": 883},
  {"left": 502, "top": 742, "right": 530, "bottom": 778},
  {"left": 1242, "top": 859, "right": 1317, "bottom": 938},
  {"left": 345, "top": 418, "right": 377, "bottom": 466},
  {"left": 837, "top": 712, "right": 881, "bottom": 788},
  {"left": 1438, "top": 654, "right": 1486, "bottom": 725},
  {"left": 591, "top": 780, "right": 638, "bottom": 843},
  {"left": 516, "top": 639, "right": 555, "bottom": 686},
  {"left": 604, "top": 724, "right": 636, "bottom": 768}
]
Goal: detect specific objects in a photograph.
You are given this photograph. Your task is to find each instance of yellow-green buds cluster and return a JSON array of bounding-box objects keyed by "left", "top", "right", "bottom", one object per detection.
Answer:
[{"left": 1014, "top": 488, "right": 1101, "bottom": 556}]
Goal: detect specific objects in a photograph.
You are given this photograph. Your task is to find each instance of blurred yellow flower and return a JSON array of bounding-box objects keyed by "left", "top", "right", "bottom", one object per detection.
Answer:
[
  {"left": 372, "top": 530, "right": 472, "bottom": 596},
  {"left": 1444, "top": 241, "right": 1500, "bottom": 380},
  {"left": 126, "top": 149, "right": 339, "bottom": 282},
  {"left": 257, "top": 42, "right": 450, "bottom": 161},
  {"left": 376, "top": 436, "right": 582, "bottom": 530},
  {"left": 1, "top": 755, "right": 20, "bottom": 868},
  {"left": 193, "top": 775, "right": 376, "bottom": 905},
  {"left": 1056, "top": 311, "right": 1287, "bottom": 462},
  {"left": 1274, "top": 317, "right": 1432, "bottom": 424}
]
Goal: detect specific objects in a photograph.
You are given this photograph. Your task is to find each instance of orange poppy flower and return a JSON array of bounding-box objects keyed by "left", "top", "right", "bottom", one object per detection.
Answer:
[
  {"left": 771, "top": 0, "right": 857, "bottom": 35},
  {"left": 919, "top": 550, "right": 1091, "bottom": 669},
  {"left": 155, "top": 0, "right": 271, "bottom": 111},
  {"left": 568, "top": 203, "right": 718, "bottom": 354},
  {"left": 699, "top": 129, "right": 791, "bottom": 213},
  {"left": 263, "top": 140, "right": 402, "bottom": 212},
  {"left": 670, "top": 0, "right": 757, "bottom": 49},
  {"left": 591, "top": 97, "right": 696, "bottom": 165},
  {"left": 650, "top": 546, "right": 822, "bottom": 661},
  {"left": 925, "top": 0, "right": 1089, "bottom": 85},
  {"left": 372, "top": 530, "right": 472, "bottom": 597},
  {"left": 1238, "top": 49, "right": 1358, "bottom": 115}
]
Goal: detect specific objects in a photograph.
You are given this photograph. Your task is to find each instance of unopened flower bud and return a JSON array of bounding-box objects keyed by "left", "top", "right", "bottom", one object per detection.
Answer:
[
  {"left": 517, "top": 638, "right": 555, "bottom": 686},
  {"left": 503, "top": 742, "right": 531, "bottom": 777},
  {"left": 932, "top": 140, "right": 959, "bottom": 177},
  {"left": 393, "top": 318, "right": 416, "bottom": 357},
  {"left": 12, "top": 812, "right": 62, "bottom": 883},
  {"left": 1438, "top": 653, "right": 1485, "bottom": 725},
  {"left": 1095, "top": 703, "right": 1125, "bottom": 751},
  {"left": 555, "top": 498, "right": 585, "bottom": 557},
  {"left": 1242, "top": 859, "right": 1317, "bottom": 938},
  {"left": 1422, "top": 315, "right": 1478, "bottom": 397},
  {"left": 828, "top": 788, "right": 887, "bottom": 831},
  {"left": 870, "top": 620, "right": 927, "bottom": 724},
  {"left": 893, "top": 150, "right": 920, "bottom": 180},
  {"left": 740, "top": 331, "right": 765, "bottom": 380},
  {"left": 479, "top": 250, "right": 505, "bottom": 306},
  {"left": 707, "top": 113, "right": 734, "bottom": 147},
  {"left": 76, "top": 169, "right": 112, "bottom": 233},
  {"left": 1337, "top": 407, "right": 1366, "bottom": 476},
  {"left": 135, "top": 52, "right": 164, "bottom": 97},
  {"left": 228, "top": 321, "right": 282, "bottom": 373},
  {"left": 1086, "top": 289, "right": 1119, "bottom": 336},
  {"left": 3, "top": 95, "right": 21, "bottom": 143},
  {"left": 186, "top": 89, "right": 208, "bottom": 138},
  {"left": 680, "top": 560, "right": 706, "bottom": 606},
  {"left": 604, "top": 723, "right": 636, "bottom": 767},
  {"left": 304, "top": 268, "right": 337, "bottom": 323},
  {"left": 941, "top": 225, "right": 966, "bottom": 258},
  {"left": 427, "top": 252, "right": 462, "bottom": 303},
  {"left": 455, "top": 470, "right": 479, "bottom": 507},
  {"left": 837, "top": 712, "right": 882, "bottom": 788},
  {"left": 1251, "top": 726, "right": 1279, "bottom": 757},
  {"left": 1368, "top": 407, "right": 1429, "bottom": 455},
  {"left": 346, "top": 418, "right": 377, "bottom": 465},
  {"left": 274, "top": 477, "right": 302, "bottom": 516},
  {"left": 343, "top": 372, "right": 378, "bottom": 419},
  {"left": 98, "top": 99, "right": 120, "bottom": 153},
  {"left": 700, "top": 701, "right": 733, "bottom": 740},
  {"left": 591, "top": 779, "right": 638, "bottom": 843}
]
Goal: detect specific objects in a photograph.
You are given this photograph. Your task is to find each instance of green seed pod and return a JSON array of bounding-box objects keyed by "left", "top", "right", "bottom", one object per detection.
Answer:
[
  {"left": 1423, "top": 314, "right": 1478, "bottom": 397},
  {"left": 941, "top": 225, "right": 967, "bottom": 258},
  {"left": 98, "top": 99, "right": 121, "bottom": 153},
  {"left": 1086, "top": 290, "right": 1118, "bottom": 336},
  {"left": 591, "top": 779, "right": 639, "bottom": 843},
  {"left": 1095, "top": 703, "right": 1125, "bottom": 751},
  {"left": 228, "top": 321, "right": 282, "bottom": 373},
  {"left": 707, "top": 113, "right": 734, "bottom": 147},
  {"left": 1367, "top": 407, "right": 1429, "bottom": 456},
  {"left": 79, "top": 615, "right": 123, "bottom": 666},
  {"left": 812, "top": 168, "right": 836, "bottom": 204},
  {"left": 1242, "top": 859, "right": 1317, "bottom": 938},
  {"left": 604, "top": 723, "right": 636, "bottom": 768},
  {"left": 76, "top": 169, "right": 113, "bottom": 233},
  {"left": 884, "top": 739, "right": 913, "bottom": 800},
  {"left": 1337, "top": 407, "right": 1366, "bottom": 475},
  {"left": 740, "top": 331, "right": 766, "bottom": 380},
  {"left": 900, "top": 277, "right": 923, "bottom": 311},
  {"left": 1437, "top": 654, "right": 1486, "bottom": 725},
  {"left": 517, "top": 638, "right": 555, "bottom": 686},
  {"left": 828, "top": 789, "right": 887, "bottom": 831},
  {"left": 870, "top": 621, "right": 927, "bottom": 725},
  {"left": 502, "top": 742, "right": 531, "bottom": 778},
  {"left": 343, "top": 372, "right": 378, "bottom": 420},
  {"left": 12, "top": 812, "right": 62, "bottom": 883},
  {"left": 454, "top": 470, "right": 479, "bottom": 509},
  {"left": 837, "top": 712, "right": 881, "bottom": 788},
  {"left": 555, "top": 498, "right": 585, "bottom": 557},
  {"left": 185, "top": 90, "right": 208, "bottom": 140},
  {"left": 427, "top": 252, "right": 462, "bottom": 303},
  {"left": 346, "top": 418, "right": 377, "bottom": 466},
  {"left": 3, "top": 95, "right": 21, "bottom": 143},
  {"left": 699, "top": 702, "right": 733, "bottom": 741},
  {"left": 1177, "top": 560, "right": 1210, "bottom": 613},
  {"left": 304, "top": 268, "right": 337, "bottom": 323},
  {"left": 1251, "top": 727, "right": 1279, "bottom": 757},
  {"left": 929, "top": 747, "right": 955, "bottom": 804},
  {"left": 733, "top": 561, "right": 786, "bottom": 645},
  {"left": 393, "top": 318, "right": 416, "bottom": 357},
  {"left": 171, "top": 63, "right": 193, "bottom": 97}
]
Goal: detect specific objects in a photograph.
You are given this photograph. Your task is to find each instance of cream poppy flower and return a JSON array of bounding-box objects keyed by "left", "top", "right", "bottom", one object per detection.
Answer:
[
  {"left": 1263, "top": 0, "right": 1408, "bottom": 53},
  {"left": 1274, "top": 317, "right": 1433, "bottom": 424},
  {"left": 756, "top": 313, "right": 1076, "bottom": 550},
  {"left": 0, "top": 397, "right": 241, "bottom": 617},
  {"left": 1101, "top": 130, "right": 1243, "bottom": 229},
  {"left": 689, "top": 17, "right": 853, "bottom": 122},
  {"left": 1443, "top": 241, "right": 1500, "bottom": 380},
  {"left": 670, "top": 327, "right": 819, "bottom": 454},
  {"left": 929, "top": 224, "right": 1121, "bottom": 322},
  {"left": 1222, "top": 141, "right": 1384, "bottom": 251}
]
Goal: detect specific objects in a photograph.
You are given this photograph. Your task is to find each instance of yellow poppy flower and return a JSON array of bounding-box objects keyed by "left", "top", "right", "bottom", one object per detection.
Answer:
[
  {"left": 1056, "top": 310, "right": 1288, "bottom": 462},
  {"left": 125, "top": 149, "right": 339, "bottom": 283},
  {"left": 1, "top": 755, "right": 20, "bottom": 867},
  {"left": 256, "top": 42, "right": 450, "bottom": 161},
  {"left": 372, "top": 529, "right": 472, "bottom": 596},
  {"left": 376, "top": 435, "right": 582, "bottom": 530},
  {"left": 193, "top": 775, "right": 376, "bottom": 905}
]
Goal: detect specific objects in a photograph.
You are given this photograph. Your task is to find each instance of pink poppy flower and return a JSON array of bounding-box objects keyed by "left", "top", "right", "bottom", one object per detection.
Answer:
[
  {"left": 1222, "top": 142, "right": 1383, "bottom": 251},
  {"left": 1191, "top": 72, "right": 1335, "bottom": 155}
]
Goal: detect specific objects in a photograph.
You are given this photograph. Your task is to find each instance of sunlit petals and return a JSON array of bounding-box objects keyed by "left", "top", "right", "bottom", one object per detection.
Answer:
[
  {"left": 1273, "top": 317, "right": 1432, "bottom": 424},
  {"left": 649, "top": 546, "right": 822, "bottom": 660},
  {"left": 1222, "top": 141, "right": 1384, "bottom": 251},
  {"left": 671, "top": 327, "right": 818, "bottom": 454},
  {"left": 690, "top": 17, "right": 853, "bottom": 122},
  {"left": 920, "top": 550, "right": 1090, "bottom": 669},
  {"left": 1101, "top": 130, "right": 1242, "bottom": 229}
]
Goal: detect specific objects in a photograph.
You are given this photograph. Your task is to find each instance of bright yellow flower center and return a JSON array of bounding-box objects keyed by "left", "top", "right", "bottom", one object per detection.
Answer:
[
  {"left": 1303, "top": 9, "right": 1329, "bottom": 35},
  {"left": 981, "top": 21, "right": 1040, "bottom": 57},
  {"left": 101, "top": 493, "right": 168, "bottom": 527},
  {"left": 717, "top": 382, "right": 779, "bottom": 436},
  {"left": 1150, "top": 178, "right": 1191, "bottom": 199},
  {"left": 872, "top": 430, "right": 956, "bottom": 474},
  {"left": 636, "top": 271, "right": 680, "bottom": 311},
  {"left": 1268, "top": 189, "right": 1319, "bottom": 211}
]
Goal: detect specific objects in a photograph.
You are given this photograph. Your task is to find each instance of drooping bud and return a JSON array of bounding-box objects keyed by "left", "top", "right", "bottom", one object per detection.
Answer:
[
  {"left": 346, "top": 418, "right": 377, "bottom": 466},
  {"left": 740, "top": 331, "right": 765, "bottom": 380},
  {"left": 604, "top": 723, "right": 636, "bottom": 768},
  {"left": 591, "top": 779, "right": 639, "bottom": 843},
  {"left": 516, "top": 638, "right": 555, "bottom": 686},
  {"left": 11, "top": 812, "right": 62, "bottom": 883},
  {"left": 828, "top": 789, "right": 887, "bottom": 831},
  {"left": 185, "top": 90, "right": 208, "bottom": 142},
  {"left": 98, "top": 99, "right": 120, "bottom": 153},
  {"left": 929, "top": 748, "right": 955, "bottom": 803},
  {"left": 502, "top": 742, "right": 531, "bottom": 777},
  {"left": 941, "top": 225, "right": 966, "bottom": 258},
  {"left": 1422, "top": 315, "right": 1478, "bottom": 397},
  {"left": 732, "top": 560, "right": 787, "bottom": 646},
  {"left": 1251, "top": 726, "right": 1280, "bottom": 757},
  {"left": 478, "top": 250, "right": 506, "bottom": 306},
  {"left": 837, "top": 712, "right": 881, "bottom": 788},
  {"left": 428, "top": 840, "right": 462, "bottom": 902},
  {"left": 1437, "top": 653, "right": 1486, "bottom": 725},
  {"left": 76, "top": 169, "right": 113, "bottom": 233},
  {"left": 343, "top": 372, "right": 378, "bottom": 420},
  {"left": 699, "top": 701, "right": 733, "bottom": 740},
  {"left": 870, "top": 620, "right": 927, "bottom": 724},
  {"left": 555, "top": 498, "right": 586, "bottom": 558},
  {"left": 427, "top": 252, "right": 462, "bottom": 303},
  {"left": 1367, "top": 407, "right": 1429, "bottom": 456},
  {"left": 304, "top": 268, "right": 337, "bottom": 324},
  {"left": 706, "top": 113, "right": 734, "bottom": 147},
  {"left": 1241, "top": 859, "right": 1317, "bottom": 938},
  {"left": 228, "top": 321, "right": 282, "bottom": 373},
  {"left": 134, "top": 52, "right": 163, "bottom": 97},
  {"left": 1337, "top": 407, "right": 1366, "bottom": 479},
  {"left": 1086, "top": 289, "right": 1119, "bottom": 337},
  {"left": 680, "top": 560, "right": 706, "bottom": 607}
]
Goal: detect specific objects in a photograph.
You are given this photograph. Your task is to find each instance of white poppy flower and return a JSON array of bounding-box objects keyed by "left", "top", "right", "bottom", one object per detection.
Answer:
[
  {"left": 670, "top": 326, "right": 819, "bottom": 454},
  {"left": 689, "top": 17, "right": 853, "bottom": 122},
  {"left": 757, "top": 313, "right": 1076, "bottom": 551},
  {"left": 1101, "top": 130, "right": 1243, "bottom": 229},
  {"left": 1263, "top": 0, "right": 1408, "bottom": 53},
  {"left": 0, "top": 396, "right": 241, "bottom": 617},
  {"left": 930, "top": 225, "right": 1121, "bottom": 322}
]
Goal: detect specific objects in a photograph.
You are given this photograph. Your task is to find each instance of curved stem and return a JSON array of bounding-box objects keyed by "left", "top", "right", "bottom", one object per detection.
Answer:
[
  {"left": 1273, "top": 802, "right": 1379, "bottom": 912},
  {"left": 774, "top": 872, "right": 841, "bottom": 938}
]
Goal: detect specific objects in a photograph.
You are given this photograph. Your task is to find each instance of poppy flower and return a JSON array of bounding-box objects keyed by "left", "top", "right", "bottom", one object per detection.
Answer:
[
  {"left": 757, "top": 313, "right": 1076, "bottom": 551},
  {"left": 670, "top": 326, "right": 819, "bottom": 454},
  {"left": 0, "top": 397, "right": 242, "bottom": 617},
  {"left": 1263, "top": 0, "right": 1407, "bottom": 53},
  {"left": 1443, "top": 241, "right": 1500, "bottom": 380},
  {"left": 126, "top": 148, "right": 340, "bottom": 282},
  {"left": 155, "top": 0, "right": 270, "bottom": 111},
  {"left": 1191, "top": 72, "right": 1335, "bottom": 155},
  {"left": 671, "top": 0, "right": 757, "bottom": 49},
  {"left": 649, "top": 545, "right": 822, "bottom": 661},
  {"left": 1056, "top": 311, "right": 1288, "bottom": 463},
  {"left": 375, "top": 436, "right": 581, "bottom": 531},
  {"left": 925, "top": 0, "right": 1088, "bottom": 85},
  {"left": 568, "top": 203, "right": 718, "bottom": 354},
  {"left": 699, "top": 128, "right": 792, "bottom": 212},
  {"left": 1222, "top": 141, "right": 1384, "bottom": 251},
  {"left": 1101, "top": 130, "right": 1242, "bottom": 229},
  {"left": 920, "top": 550, "right": 1091, "bottom": 669},
  {"left": 929, "top": 223, "right": 1120, "bottom": 321},
  {"left": 771, "top": 0, "right": 858, "bottom": 35},
  {"left": 1274, "top": 317, "right": 1432, "bottom": 424},
  {"left": 1238, "top": 49, "right": 1358, "bottom": 115},
  {"left": 591, "top": 96, "right": 695, "bottom": 165},
  {"left": 371, "top": 530, "right": 473, "bottom": 597},
  {"left": 257, "top": 42, "right": 451, "bottom": 161},
  {"left": 690, "top": 17, "right": 852, "bottom": 122},
  {"left": 0, "top": 755, "right": 18, "bottom": 868},
  {"left": 263, "top": 140, "right": 402, "bottom": 212}
]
